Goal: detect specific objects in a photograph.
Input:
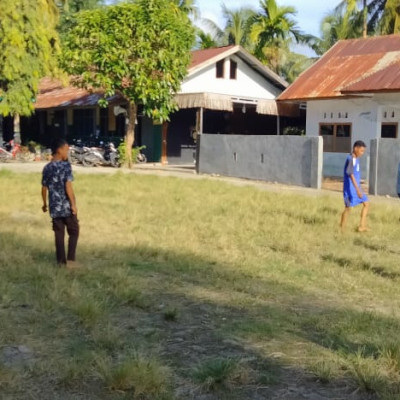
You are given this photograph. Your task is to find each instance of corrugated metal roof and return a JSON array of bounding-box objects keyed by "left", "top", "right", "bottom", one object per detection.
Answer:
[
  {"left": 278, "top": 34, "right": 400, "bottom": 101},
  {"left": 35, "top": 78, "right": 122, "bottom": 109},
  {"left": 342, "top": 61, "right": 400, "bottom": 93}
]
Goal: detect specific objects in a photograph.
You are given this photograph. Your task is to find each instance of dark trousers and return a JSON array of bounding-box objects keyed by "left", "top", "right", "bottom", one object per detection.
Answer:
[{"left": 52, "top": 215, "right": 79, "bottom": 265}]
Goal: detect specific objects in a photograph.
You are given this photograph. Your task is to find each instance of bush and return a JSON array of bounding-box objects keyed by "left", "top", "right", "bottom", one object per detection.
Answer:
[
  {"left": 117, "top": 142, "right": 146, "bottom": 165},
  {"left": 283, "top": 126, "right": 305, "bottom": 136}
]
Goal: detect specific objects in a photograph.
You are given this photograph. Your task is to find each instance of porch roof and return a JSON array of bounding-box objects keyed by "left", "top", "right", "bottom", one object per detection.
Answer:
[{"left": 175, "top": 93, "right": 299, "bottom": 117}]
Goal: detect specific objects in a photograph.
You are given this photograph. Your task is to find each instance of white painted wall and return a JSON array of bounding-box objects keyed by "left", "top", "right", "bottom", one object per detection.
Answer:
[
  {"left": 180, "top": 55, "right": 281, "bottom": 100},
  {"left": 306, "top": 95, "right": 400, "bottom": 178},
  {"left": 305, "top": 98, "right": 379, "bottom": 147}
]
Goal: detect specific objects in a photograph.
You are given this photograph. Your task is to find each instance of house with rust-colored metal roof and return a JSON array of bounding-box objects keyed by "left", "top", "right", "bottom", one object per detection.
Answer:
[
  {"left": 278, "top": 34, "right": 400, "bottom": 178},
  {"left": 2, "top": 46, "right": 298, "bottom": 164}
]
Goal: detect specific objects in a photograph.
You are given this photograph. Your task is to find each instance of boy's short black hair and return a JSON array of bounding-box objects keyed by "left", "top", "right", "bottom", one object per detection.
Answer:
[
  {"left": 353, "top": 140, "right": 366, "bottom": 149},
  {"left": 51, "top": 138, "right": 68, "bottom": 155}
]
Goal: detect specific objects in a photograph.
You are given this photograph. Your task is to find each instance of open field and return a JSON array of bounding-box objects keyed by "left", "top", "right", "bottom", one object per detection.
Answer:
[{"left": 1, "top": 169, "right": 400, "bottom": 400}]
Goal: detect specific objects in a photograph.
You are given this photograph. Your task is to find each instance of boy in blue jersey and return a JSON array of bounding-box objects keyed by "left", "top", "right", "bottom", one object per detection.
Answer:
[
  {"left": 340, "top": 140, "right": 369, "bottom": 232},
  {"left": 42, "top": 139, "right": 80, "bottom": 267}
]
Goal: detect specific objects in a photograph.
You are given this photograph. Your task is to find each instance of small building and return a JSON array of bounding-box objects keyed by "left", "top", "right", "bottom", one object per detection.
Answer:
[
  {"left": 166, "top": 45, "right": 300, "bottom": 164},
  {"left": 1, "top": 46, "right": 300, "bottom": 164},
  {"left": 278, "top": 34, "right": 400, "bottom": 178}
]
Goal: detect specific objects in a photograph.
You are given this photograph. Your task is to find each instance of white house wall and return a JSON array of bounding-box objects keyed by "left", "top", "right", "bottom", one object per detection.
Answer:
[
  {"left": 306, "top": 98, "right": 379, "bottom": 178},
  {"left": 181, "top": 55, "right": 281, "bottom": 100}
]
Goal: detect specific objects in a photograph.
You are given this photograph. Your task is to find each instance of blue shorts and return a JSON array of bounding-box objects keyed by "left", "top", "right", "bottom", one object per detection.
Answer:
[{"left": 344, "top": 193, "right": 369, "bottom": 208}]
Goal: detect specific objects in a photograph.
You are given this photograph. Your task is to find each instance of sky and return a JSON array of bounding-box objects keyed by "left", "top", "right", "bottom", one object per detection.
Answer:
[{"left": 199, "top": 0, "right": 337, "bottom": 38}]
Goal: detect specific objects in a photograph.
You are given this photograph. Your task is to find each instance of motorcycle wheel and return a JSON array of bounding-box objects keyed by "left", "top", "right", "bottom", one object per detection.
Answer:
[
  {"left": 136, "top": 153, "right": 147, "bottom": 164},
  {"left": 110, "top": 155, "right": 121, "bottom": 168},
  {"left": 82, "top": 155, "right": 97, "bottom": 167},
  {"left": 70, "top": 154, "right": 81, "bottom": 165}
]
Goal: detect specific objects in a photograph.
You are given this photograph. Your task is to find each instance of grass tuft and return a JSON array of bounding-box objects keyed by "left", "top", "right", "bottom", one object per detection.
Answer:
[
  {"left": 192, "top": 357, "right": 241, "bottom": 391},
  {"left": 96, "top": 353, "right": 172, "bottom": 397}
]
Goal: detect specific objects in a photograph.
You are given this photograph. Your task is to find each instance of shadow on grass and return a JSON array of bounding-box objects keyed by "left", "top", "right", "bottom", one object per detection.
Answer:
[{"left": 2, "top": 231, "right": 399, "bottom": 399}]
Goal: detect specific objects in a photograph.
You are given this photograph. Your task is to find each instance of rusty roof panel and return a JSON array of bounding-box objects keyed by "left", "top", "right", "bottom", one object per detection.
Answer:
[
  {"left": 342, "top": 61, "right": 400, "bottom": 92},
  {"left": 278, "top": 35, "right": 400, "bottom": 101},
  {"left": 35, "top": 78, "right": 122, "bottom": 109}
]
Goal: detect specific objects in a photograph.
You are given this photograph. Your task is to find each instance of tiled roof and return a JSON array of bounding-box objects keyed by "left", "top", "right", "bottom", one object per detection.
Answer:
[
  {"left": 190, "top": 46, "right": 236, "bottom": 70},
  {"left": 278, "top": 34, "right": 400, "bottom": 101}
]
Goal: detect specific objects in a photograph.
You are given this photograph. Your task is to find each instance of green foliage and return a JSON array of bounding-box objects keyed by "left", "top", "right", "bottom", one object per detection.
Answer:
[
  {"left": 96, "top": 352, "right": 172, "bottom": 396},
  {"left": 0, "top": 0, "right": 60, "bottom": 116},
  {"left": 192, "top": 358, "right": 240, "bottom": 390},
  {"left": 283, "top": 126, "right": 305, "bottom": 136},
  {"left": 56, "top": 0, "right": 105, "bottom": 37},
  {"left": 117, "top": 142, "right": 146, "bottom": 165},
  {"left": 61, "top": 0, "right": 195, "bottom": 122}
]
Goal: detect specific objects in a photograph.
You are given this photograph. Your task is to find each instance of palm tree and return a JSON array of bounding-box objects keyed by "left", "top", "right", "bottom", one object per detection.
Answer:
[
  {"left": 250, "top": 0, "right": 306, "bottom": 60},
  {"left": 378, "top": 0, "right": 400, "bottom": 33},
  {"left": 196, "top": 29, "right": 219, "bottom": 49},
  {"left": 173, "top": 0, "right": 200, "bottom": 19},
  {"left": 201, "top": 4, "right": 255, "bottom": 50},
  {"left": 221, "top": 4, "right": 255, "bottom": 47},
  {"left": 335, "top": 0, "right": 400, "bottom": 35}
]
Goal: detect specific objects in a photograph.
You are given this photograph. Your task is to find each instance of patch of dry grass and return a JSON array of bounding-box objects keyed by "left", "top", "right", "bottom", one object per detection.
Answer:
[{"left": 1, "top": 169, "right": 400, "bottom": 399}]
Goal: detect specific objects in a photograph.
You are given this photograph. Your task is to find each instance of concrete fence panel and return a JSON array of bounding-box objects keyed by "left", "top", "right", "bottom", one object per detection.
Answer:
[
  {"left": 369, "top": 139, "right": 400, "bottom": 197},
  {"left": 198, "top": 134, "right": 323, "bottom": 189}
]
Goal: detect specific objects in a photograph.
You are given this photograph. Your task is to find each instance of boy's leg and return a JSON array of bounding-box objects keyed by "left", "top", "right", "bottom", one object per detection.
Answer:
[
  {"left": 52, "top": 218, "right": 67, "bottom": 265},
  {"left": 66, "top": 215, "right": 80, "bottom": 261},
  {"left": 340, "top": 207, "right": 351, "bottom": 232},
  {"left": 358, "top": 201, "right": 369, "bottom": 232}
]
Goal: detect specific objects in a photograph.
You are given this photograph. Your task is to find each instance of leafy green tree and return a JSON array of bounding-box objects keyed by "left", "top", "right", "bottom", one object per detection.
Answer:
[
  {"left": 56, "top": 0, "right": 105, "bottom": 37},
  {"left": 61, "top": 0, "right": 195, "bottom": 167},
  {"left": 0, "top": 0, "right": 60, "bottom": 133}
]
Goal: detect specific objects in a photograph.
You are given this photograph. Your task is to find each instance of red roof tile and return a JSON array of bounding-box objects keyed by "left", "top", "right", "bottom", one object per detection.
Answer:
[
  {"left": 278, "top": 34, "right": 400, "bottom": 101},
  {"left": 190, "top": 46, "right": 236, "bottom": 70}
]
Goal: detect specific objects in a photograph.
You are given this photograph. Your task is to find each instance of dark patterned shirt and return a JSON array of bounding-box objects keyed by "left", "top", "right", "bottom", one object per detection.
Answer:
[{"left": 42, "top": 161, "right": 74, "bottom": 218}]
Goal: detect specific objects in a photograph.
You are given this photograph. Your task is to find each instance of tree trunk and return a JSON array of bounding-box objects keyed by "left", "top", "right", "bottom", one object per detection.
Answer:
[
  {"left": 363, "top": 0, "right": 368, "bottom": 38},
  {"left": 13, "top": 113, "right": 21, "bottom": 144},
  {"left": 125, "top": 102, "right": 137, "bottom": 168}
]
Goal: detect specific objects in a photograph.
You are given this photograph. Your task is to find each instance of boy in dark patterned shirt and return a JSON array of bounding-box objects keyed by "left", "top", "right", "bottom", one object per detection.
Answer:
[{"left": 42, "top": 139, "right": 80, "bottom": 267}]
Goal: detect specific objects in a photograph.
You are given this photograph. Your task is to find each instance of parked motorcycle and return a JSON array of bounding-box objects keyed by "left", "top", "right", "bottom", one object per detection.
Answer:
[
  {"left": 0, "top": 146, "right": 13, "bottom": 162},
  {"left": 69, "top": 142, "right": 91, "bottom": 165},
  {"left": 0, "top": 140, "right": 35, "bottom": 162},
  {"left": 135, "top": 147, "right": 147, "bottom": 164},
  {"left": 82, "top": 142, "right": 120, "bottom": 168}
]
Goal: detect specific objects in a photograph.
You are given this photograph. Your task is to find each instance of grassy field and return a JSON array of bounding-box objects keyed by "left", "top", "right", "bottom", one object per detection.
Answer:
[{"left": 1, "top": 169, "right": 400, "bottom": 400}]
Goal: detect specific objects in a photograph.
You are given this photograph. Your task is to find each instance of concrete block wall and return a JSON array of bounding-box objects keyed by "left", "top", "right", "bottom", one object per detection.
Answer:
[
  {"left": 198, "top": 134, "right": 323, "bottom": 189},
  {"left": 369, "top": 139, "right": 400, "bottom": 197},
  {"left": 323, "top": 152, "right": 369, "bottom": 180}
]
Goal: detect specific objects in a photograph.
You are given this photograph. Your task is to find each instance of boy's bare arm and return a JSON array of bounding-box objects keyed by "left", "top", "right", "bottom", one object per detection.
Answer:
[
  {"left": 350, "top": 174, "right": 363, "bottom": 198},
  {"left": 42, "top": 186, "right": 48, "bottom": 212},
  {"left": 66, "top": 181, "right": 77, "bottom": 215}
]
